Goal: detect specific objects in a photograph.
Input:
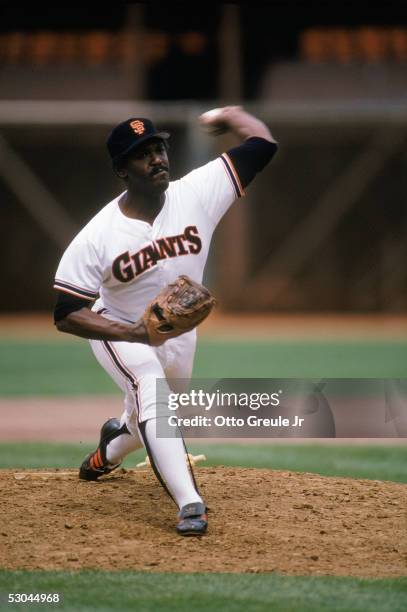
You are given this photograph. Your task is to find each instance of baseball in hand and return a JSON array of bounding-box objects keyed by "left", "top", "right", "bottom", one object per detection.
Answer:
[
  {"left": 200, "top": 108, "right": 223, "bottom": 121},
  {"left": 199, "top": 108, "right": 228, "bottom": 135}
]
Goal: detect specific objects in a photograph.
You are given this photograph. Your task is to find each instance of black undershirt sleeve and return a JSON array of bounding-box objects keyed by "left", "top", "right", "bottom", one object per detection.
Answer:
[
  {"left": 54, "top": 291, "right": 93, "bottom": 323},
  {"left": 226, "top": 137, "right": 278, "bottom": 189}
]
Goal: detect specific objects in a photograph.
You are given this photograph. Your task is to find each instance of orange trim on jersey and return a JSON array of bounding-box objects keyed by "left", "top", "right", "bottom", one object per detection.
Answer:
[
  {"left": 54, "top": 278, "right": 98, "bottom": 293},
  {"left": 54, "top": 278, "right": 98, "bottom": 299},
  {"left": 53, "top": 285, "right": 96, "bottom": 301},
  {"left": 221, "top": 153, "right": 245, "bottom": 197}
]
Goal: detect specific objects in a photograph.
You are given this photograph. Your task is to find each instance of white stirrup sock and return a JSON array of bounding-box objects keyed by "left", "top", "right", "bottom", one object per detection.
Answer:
[
  {"left": 106, "top": 433, "right": 142, "bottom": 465},
  {"left": 144, "top": 418, "right": 203, "bottom": 509}
]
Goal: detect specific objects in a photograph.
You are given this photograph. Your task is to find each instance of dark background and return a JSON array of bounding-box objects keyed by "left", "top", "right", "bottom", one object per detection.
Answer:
[
  {"left": 1, "top": 2, "right": 406, "bottom": 99},
  {"left": 0, "top": 2, "right": 406, "bottom": 312}
]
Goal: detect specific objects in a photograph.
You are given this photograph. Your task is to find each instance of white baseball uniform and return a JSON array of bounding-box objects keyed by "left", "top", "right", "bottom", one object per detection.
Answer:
[{"left": 54, "top": 154, "right": 244, "bottom": 436}]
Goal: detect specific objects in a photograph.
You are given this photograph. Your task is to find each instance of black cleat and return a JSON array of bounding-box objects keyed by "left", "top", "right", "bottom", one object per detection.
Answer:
[
  {"left": 176, "top": 502, "right": 208, "bottom": 536},
  {"left": 79, "top": 418, "right": 128, "bottom": 481}
]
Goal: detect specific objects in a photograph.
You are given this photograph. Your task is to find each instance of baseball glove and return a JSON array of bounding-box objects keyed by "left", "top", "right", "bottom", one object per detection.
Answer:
[{"left": 142, "top": 275, "right": 216, "bottom": 346}]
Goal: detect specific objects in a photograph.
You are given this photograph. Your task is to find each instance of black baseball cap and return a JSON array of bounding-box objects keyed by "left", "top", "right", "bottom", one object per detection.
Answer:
[{"left": 106, "top": 117, "right": 170, "bottom": 168}]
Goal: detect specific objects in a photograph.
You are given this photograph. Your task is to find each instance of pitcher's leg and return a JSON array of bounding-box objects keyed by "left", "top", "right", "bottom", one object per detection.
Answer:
[
  {"left": 139, "top": 418, "right": 202, "bottom": 507},
  {"left": 105, "top": 429, "right": 142, "bottom": 464},
  {"left": 104, "top": 394, "right": 143, "bottom": 464},
  {"left": 78, "top": 339, "right": 153, "bottom": 479},
  {"left": 120, "top": 362, "right": 204, "bottom": 510},
  {"left": 83, "top": 338, "right": 207, "bottom": 534}
]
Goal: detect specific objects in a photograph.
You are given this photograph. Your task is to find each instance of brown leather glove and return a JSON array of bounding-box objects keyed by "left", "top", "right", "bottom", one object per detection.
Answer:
[{"left": 142, "top": 275, "right": 216, "bottom": 346}]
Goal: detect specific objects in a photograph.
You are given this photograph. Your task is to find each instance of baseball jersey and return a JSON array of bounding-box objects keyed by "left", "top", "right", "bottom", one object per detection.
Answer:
[{"left": 54, "top": 154, "right": 244, "bottom": 324}]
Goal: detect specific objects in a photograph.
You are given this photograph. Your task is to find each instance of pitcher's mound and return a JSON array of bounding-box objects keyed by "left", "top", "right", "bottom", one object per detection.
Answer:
[{"left": 1, "top": 467, "right": 405, "bottom": 576}]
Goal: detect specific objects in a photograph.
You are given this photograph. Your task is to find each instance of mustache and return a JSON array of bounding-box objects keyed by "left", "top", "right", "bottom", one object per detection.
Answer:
[{"left": 150, "top": 165, "right": 169, "bottom": 176}]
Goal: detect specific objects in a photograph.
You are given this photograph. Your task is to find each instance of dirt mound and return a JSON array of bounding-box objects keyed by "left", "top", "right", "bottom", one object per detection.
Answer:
[{"left": 1, "top": 467, "right": 406, "bottom": 576}]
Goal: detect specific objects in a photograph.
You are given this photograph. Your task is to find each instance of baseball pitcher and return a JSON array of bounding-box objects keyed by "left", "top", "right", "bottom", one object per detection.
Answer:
[{"left": 53, "top": 107, "right": 278, "bottom": 535}]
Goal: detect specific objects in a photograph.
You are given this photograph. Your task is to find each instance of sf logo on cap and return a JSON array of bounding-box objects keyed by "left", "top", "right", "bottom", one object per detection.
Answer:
[{"left": 130, "top": 120, "right": 145, "bottom": 135}]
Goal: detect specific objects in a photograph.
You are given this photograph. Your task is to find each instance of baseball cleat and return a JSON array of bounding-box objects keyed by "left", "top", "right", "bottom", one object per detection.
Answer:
[
  {"left": 176, "top": 502, "right": 208, "bottom": 536},
  {"left": 79, "top": 417, "right": 128, "bottom": 481}
]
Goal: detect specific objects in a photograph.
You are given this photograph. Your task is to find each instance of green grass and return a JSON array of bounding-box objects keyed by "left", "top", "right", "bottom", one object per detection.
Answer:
[
  {"left": 189, "top": 443, "right": 407, "bottom": 483},
  {"left": 0, "top": 341, "right": 117, "bottom": 396},
  {"left": 0, "top": 339, "right": 406, "bottom": 396},
  {"left": 194, "top": 340, "right": 407, "bottom": 379},
  {"left": 0, "top": 571, "right": 406, "bottom": 611},
  {"left": 1, "top": 442, "right": 406, "bottom": 483}
]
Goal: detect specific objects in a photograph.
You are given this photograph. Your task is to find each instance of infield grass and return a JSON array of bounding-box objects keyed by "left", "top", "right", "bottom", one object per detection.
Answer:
[
  {"left": 0, "top": 339, "right": 406, "bottom": 395},
  {"left": 0, "top": 571, "right": 406, "bottom": 611},
  {"left": 0, "top": 442, "right": 406, "bottom": 483}
]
